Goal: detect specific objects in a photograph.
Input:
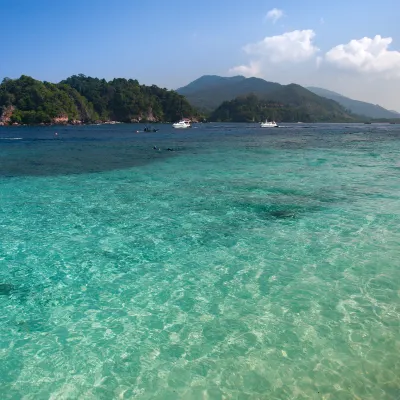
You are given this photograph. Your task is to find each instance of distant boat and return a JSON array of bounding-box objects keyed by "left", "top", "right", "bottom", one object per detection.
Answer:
[
  {"left": 172, "top": 119, "right": 191, "bottom": 129},
  {"left": 260, "top": 118, "right": 278, "bottom": 128},
  {"left": 173, "top": 99, "right": 191, "bottom": 128}
]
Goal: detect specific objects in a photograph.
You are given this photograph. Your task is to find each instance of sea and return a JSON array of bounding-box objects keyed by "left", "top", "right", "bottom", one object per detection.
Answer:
[{"left": 0, "top": 123, "right": 399, "bottom": 399}]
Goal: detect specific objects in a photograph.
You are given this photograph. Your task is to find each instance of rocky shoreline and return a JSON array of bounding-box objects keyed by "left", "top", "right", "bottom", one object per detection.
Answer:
[
  {"left": 0, "top": 119, "right": 201, "bottom": 127},
  {"left": 0, "top": 105, "right": 200, "bottom": 127}
]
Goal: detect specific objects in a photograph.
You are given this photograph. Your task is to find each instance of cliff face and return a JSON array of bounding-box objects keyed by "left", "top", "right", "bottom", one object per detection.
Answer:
[
  {"left": 0, "top": 105, "right": 15, "bottom": 125},
  {"left": 52, "top": 114, "right": 69, "bottom": 124},
  {"left": 146, "top": 107, "right": 157, "bottom": 122}
]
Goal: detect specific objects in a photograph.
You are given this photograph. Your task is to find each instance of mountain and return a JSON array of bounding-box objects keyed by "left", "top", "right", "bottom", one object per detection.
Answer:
[
  {"left": 176, "top": 75, "right": 247, "bottom": 95},
  {"left": 307, "top": 87, "right": 399, "bottom": 119},
  {"left": 0, "top": 75, "right": 198, "bottom": 125},
  {"left": 178, "top": 75, "right": 358, "bottom": 122},
  {"left": 177, "top": 75, "right": 282, "bottom": 112}
]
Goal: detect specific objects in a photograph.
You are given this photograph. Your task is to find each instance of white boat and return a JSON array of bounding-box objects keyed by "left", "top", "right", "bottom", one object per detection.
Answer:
[
  {"left": 172, "top": 119, "right": 191, "bottom": 129},
  {"left": 260, "top": 118, "right": 278, "bottom": 128}
]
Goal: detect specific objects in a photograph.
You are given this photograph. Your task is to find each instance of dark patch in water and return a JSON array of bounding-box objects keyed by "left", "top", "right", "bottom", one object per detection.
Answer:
[
  {"left": 236, "top": 201, "right": 307, "bottom": 220},
  {"left": 0, "top": 128, "right": 183, "bottom": 177},
  {"left": 269, "top": 210, "right": 296, "bottom": 219},
  {"left": 16, "top": 319, "right": 47, "bottom": 333},
  {"left": 0, "top": 283, "right": 15, "bottom": 296}
]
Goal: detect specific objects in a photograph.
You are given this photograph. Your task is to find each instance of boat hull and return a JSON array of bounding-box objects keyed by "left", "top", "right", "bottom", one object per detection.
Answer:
[
  {"left": 260, "top": 119, "right": 278, "bottom": 128},
  {"left": 172, "top": 120, "right": 191, "bottom": 129},
  {"left": 260, "top": 124, "right": 278, "bottom": 128}
]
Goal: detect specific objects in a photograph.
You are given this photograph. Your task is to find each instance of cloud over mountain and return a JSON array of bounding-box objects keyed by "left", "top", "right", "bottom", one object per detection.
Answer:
[{"left": 229, "top": 30, "right": 319, "bottom": 76}]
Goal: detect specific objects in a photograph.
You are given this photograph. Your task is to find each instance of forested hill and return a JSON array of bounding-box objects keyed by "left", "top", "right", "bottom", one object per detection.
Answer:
[
  {"left": 0, "top": 76, "right": 98, "bottom": 125},
  {"left": 210, "top": 93, "right": 359, "bottom": 123},
  {"left": 177, "top": 75, "right": 360, "bottom": 121},
  {"left": 61, "top": 75, "right": 196, "bottom": 122},
  {"left": 0, "top": 75, "right": 197, "bottom": 125},
  {"left": 176, "top": 75, "right": 281, "bottom": 112}
]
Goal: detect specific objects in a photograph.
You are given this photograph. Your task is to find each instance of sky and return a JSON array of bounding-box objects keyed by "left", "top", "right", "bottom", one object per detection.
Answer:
[{"left": 1, "top": 0, "right": 399, "bottom": 110}]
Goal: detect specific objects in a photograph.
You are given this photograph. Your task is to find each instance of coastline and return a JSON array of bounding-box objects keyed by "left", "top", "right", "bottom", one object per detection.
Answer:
[{"left": 0, "top": 120, "right": 397, "bottom": 127}]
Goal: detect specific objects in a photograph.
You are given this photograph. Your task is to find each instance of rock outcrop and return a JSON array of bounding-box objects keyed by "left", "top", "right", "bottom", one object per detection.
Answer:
[
  {"left": 52, "top": 114, "right": 69, "bottom": 124},
  {"left": 0, "top": 105, "right": 15, "bottom": 125}
]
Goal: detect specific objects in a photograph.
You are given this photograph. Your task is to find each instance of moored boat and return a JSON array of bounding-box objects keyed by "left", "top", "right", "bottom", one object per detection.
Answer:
[
  {"left": 172, "top": 118, "right": 191, "bottom": 129},
  {"left": 260, "top": 118, "right": 278, "bottom": 128}
]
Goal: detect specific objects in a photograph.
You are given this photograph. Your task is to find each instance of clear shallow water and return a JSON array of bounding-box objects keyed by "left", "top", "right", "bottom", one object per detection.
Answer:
[{"left": 1, "top": 123, "right": 400, "bottom": 399}]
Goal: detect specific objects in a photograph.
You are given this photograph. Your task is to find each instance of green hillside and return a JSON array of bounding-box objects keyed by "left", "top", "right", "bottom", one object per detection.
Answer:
[
  {"left": 0, "top": 75, "right": 198, "bottom": 125},
  {"left": 0, "top": 75, "right": 98, "bottom": 124},
  {"left": 177, "top": 75, "right": 281, "bottom": 112},
  {"left": 177, "top": 75, "right": 358, "bottom": 121},
  {"left": 210, "top": 93, "right": 358, "bottom": 123},
  {"left": 62, "top": 74, "right": 196, "bottom": 122},
  {"left": 265, "top": 84, "right": 356, "bottom": 121}
]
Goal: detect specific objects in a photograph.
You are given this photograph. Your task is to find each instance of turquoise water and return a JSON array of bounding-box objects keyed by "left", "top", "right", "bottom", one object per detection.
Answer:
[{"left": 1, "top": 124, "right": 400, "bottom": 399}]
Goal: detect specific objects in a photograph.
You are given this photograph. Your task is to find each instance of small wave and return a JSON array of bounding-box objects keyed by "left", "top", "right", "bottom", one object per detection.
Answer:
[{"left": 0, "top": 137, "right": 23, "bottom": 140}]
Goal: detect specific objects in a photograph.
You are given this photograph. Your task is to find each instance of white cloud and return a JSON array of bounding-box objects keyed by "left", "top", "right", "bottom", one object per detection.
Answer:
[
  {"left": 245, "top": 30, "right": 318, "bottom": 62},
  {"left": 265, "top": 8, "right": 284, "bottom": 23},
  {"left": 229, "top": 30, "right": 319, "bottom": 77},
  {"left": 325, "top": 35, "right": 400, "bottom": 77},
  {"left": 229, "top": 61, "right": 261, "bottom": 77},
  {"left": 227, "top": 31, "right": 400, "bottom": 110}
]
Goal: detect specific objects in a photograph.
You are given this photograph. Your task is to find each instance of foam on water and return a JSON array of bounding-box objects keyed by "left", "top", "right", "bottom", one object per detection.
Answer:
[{"left": 1, "top": 124, "right": 400, "bottom": 399}]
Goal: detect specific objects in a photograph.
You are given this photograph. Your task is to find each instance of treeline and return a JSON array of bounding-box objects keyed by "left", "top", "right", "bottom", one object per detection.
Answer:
[{"left": 0, "top": 75, "right": 197, "bottom": 125}]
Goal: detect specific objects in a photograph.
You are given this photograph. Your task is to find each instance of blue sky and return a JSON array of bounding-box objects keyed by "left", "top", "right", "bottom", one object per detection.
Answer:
[{"left": 1, "top": 0, "right": 399, "bottom": 108}]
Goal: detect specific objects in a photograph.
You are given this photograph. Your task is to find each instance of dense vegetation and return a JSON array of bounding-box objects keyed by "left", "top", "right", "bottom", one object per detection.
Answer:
[
  {"left": 2, "top": 74, "right": 397, "bottom": 125},
  {"left": 62, "top": 75, "right": 196, "bottom": 122},
  {"left": 0, "top": 75, "right": 197, "bottom": 125},
  {"left": 261, "top": 83, "right": 358, "bottom": 122},
  {"left": 0, "top": 76, "right": 98, "bottom": 124},
  {"left": 210, "top": 93, "right": 358, "bottom": 123}
]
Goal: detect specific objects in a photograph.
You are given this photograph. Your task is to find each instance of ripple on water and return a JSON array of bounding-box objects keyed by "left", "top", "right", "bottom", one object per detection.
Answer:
[{"left": 1, "top": 125, "right": 400, "bottom": 399}]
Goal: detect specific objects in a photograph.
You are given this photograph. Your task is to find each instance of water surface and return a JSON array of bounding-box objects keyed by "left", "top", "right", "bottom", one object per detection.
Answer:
[{"left": 1, "top": 123, "right": 399, "bottom": 399}]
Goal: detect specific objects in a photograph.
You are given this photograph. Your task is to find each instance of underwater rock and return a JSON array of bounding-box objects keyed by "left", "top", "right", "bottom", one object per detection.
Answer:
[
  {"left": 269, "top": 210, "right": 296, "bottom": 219},
  {"left": 0, "top": 283, "right": 15, "bottom": 296}
]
